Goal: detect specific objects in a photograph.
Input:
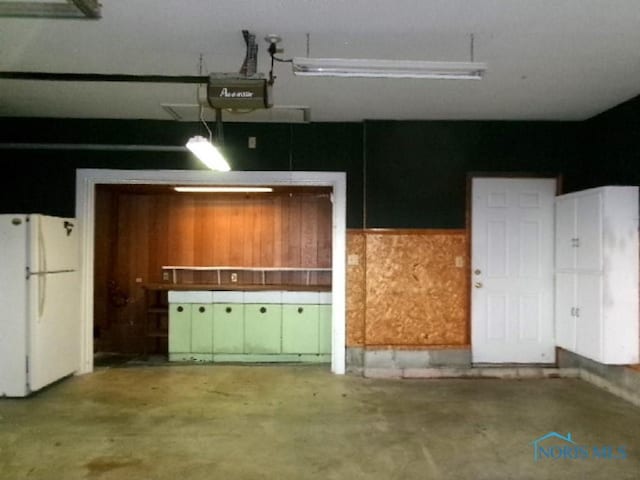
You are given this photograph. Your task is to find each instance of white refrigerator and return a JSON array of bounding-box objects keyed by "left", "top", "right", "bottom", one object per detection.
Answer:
[{"left": 0, "top": 214, "right": 80, "bottom": 397}]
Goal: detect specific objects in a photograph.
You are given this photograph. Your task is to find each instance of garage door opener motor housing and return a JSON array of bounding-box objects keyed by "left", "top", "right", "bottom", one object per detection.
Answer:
[{"left": 207, "top": 73, "right": 272, "bottom": 110}]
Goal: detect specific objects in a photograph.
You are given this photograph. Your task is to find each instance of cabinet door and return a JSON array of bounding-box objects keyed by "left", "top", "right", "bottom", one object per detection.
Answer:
[
  {"left": 282, "top": 304, "right": 319, "bottom": 354},
  {"left": 554, "top": 273, "right": 576, "bottom": 351},
  {"left": 575, "top": 192, "right": 602, "bottom": 271},
  {"left": 244, "top": 304, "right": 282, "bottom": 354},
  {"left": 191, "top": 304, "right": 213, "bottom": 354},
  {"left": 169, "top": 303, "right": 191, "bottom": 353},
  {"left": 575, "top": 274, "right": 603, "bottom": 361},
  {"left": 555, "top": 197, "right": 576, "bottom": 271},
  {"left": 318, "top": 305, "right": 332, "bottom": 354},
  {"left": 213, "top": 303, "right": 244, "bottom": 353}
]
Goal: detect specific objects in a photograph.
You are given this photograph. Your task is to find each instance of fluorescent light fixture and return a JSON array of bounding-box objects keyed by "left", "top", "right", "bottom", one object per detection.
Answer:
[
  {"left": 292, "top": 57, "right": 487, "bottom": 80},
  {"left": 174, "top": 186, "right": 273, "bottom": 193},
  {"left": 185, "top": 135, "right": 231, "bottom": 171}
]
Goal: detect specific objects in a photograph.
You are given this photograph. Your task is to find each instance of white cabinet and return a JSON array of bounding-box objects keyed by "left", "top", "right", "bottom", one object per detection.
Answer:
[
  {"left": 555, "top": 191, "right": 602, "bottom": 271},
  {"left": 554, "top": 186, "right": 639, "bottom": 364}
]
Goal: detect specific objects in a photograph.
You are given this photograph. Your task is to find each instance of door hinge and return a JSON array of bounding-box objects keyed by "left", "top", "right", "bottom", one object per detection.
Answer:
[{"left": 26, "top": 356, "right": 29, "bottom": 374}]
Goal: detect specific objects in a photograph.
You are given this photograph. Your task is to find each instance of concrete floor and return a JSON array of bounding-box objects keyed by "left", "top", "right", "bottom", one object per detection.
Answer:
[{"left": 1, "top": 365, "right": 639, "bottom": 480}]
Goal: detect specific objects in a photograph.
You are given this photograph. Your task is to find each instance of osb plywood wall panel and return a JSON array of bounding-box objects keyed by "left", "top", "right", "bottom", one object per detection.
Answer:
[
  {"left": 346, "top": 232, "right": 366, "bottom": 346},
  {"left": 364, "top": 232, "right": 469, "bottom": 346}
]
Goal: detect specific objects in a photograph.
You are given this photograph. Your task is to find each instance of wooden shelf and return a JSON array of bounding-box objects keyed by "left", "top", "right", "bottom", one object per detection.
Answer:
[
  {"left": 142, "top": 287, "right": 168, "bottom": 354},
  {"left": 162, "top": 265, "right": 332, "bottom": 286},
  {"left": 143, "top": 283, "right": 331, "bottom": 292}
]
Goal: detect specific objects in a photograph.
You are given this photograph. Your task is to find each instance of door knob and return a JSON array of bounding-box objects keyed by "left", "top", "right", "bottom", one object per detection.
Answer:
[
  {"left": 474, "top": 269, "right": 482, "bottom": 275},
  {"left": 474, "top": 282, "right": 483, "bottom": 288}
]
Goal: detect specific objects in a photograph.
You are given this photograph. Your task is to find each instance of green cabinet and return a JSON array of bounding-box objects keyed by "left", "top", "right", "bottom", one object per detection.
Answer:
[
  {"left": 318, "top": 305, "right": 332, "bottom": 354},
  {"left": 244, "top": 304, "right": 282, "bottom": 354},
  {"left": 282, "top": 304, "right": 319, "bottom": 354},
  {"left": 213, "top": 303, "right": 244, "bottom": 353},
  {"left": 168, "top": 303, "right": 191, "bottom": 359},
  {"left": 168, "top": 290, "right": 331, "bottom": 362},
  {"left": 191, "top": 304, "right": 213, "bottom": 358}
]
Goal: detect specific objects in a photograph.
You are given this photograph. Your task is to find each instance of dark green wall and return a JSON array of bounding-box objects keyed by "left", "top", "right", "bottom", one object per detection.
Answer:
[
  {"left": 2, "top": 109, "right": 636, "bottom": 229},
  {"left": 584, "top": 94, "right": 640, "bottom": 187},
  {"left": 364, "top": 121, "right": 585, "bottom": 228}
]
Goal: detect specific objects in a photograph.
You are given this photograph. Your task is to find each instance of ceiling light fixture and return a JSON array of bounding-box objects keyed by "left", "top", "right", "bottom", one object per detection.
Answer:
[
  {"left": 174, "top": 186, "right": 273, "bottom": 193},
  {"left": 291, "top": 57, "right": 487, "bottom": 80},
  {"left": 186, "top": 103, "right": 231, "bottom": 171},
  {"left": 185, "top": 135, "right": 231, "bottom": 171}
]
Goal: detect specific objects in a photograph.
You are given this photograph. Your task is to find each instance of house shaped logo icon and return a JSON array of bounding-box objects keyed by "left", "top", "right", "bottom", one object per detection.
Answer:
[{"left": 530, "top": 432, "right": 576, "bottom": 462}]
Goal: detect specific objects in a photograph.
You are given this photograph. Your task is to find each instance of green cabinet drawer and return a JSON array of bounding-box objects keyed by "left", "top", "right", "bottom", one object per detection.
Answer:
[
  {"left": 191, "top": 304, "right": 213, "bottom": 353},
  {"left": 244, "top": 304, "right": 282, "bottom": 354},
  {"left": 213, "top": 303, "right": 244, "bottom": 353},
  {"left": 169, "top": 303, "right": 191, "bottom": 353},
  {"left": 318, "top": 305, "right": 332, "bottom": 354},
  {"left": 282, "top": 305, "right": 319, "bottom": 354}
]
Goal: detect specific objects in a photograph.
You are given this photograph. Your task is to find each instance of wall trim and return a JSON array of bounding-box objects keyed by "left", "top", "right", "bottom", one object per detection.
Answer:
[{"left": 76, "top": 169, "right": 347, "bottom": 374}]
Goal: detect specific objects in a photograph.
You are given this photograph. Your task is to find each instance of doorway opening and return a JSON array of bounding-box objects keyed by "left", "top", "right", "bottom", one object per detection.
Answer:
[{"left": 76, "top": 170, "right": 347, "bottom": 374}]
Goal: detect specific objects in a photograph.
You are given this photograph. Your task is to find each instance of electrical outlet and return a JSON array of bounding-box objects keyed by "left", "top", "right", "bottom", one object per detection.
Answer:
[
  {"left": 455, "top": 256, "right": 464, "bottom": 268},
  {"left": 162, "top": 272, "right": 170, "bottom": 281},
  {"left": 135, "top": 277, "right": 143, "bottom": 283},
  {"left": 348, "top": 254, "right": 360, "bottom": 266},
  {"left": 248, "top": 137, "right": 256, "bottom": 149},
  {"left": 231, "top": 272, "right": 238, "bottom": 283}
]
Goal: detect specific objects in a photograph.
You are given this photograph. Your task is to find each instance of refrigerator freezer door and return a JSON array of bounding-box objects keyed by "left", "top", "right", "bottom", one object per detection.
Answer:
[
  {"left": 28, "top": 215, "right": 79, "bottom": 274},
  {"left": 0, "top": 215, "right": 29, "bottom": 396},
  {"left": 27, "top": 270, "right": 80, "bottom": 393}
]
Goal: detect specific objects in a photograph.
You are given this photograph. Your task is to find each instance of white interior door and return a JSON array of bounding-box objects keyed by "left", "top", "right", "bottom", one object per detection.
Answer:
[{"left": 471, "top": 178, "right": 556, "bottom": 364}]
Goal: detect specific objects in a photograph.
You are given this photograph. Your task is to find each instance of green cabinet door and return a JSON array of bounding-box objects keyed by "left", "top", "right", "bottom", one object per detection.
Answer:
[
  {"left": 244, "top": 304, "right": 282, "bottom": 354},
  {"left": 169, "top": 303, "right": 191, "bottom": 354},
  {"left": 282, "top": 305, "right": 319, "bottom": 354},
  {"left": 213, "top": 303, "right": 244, "bottom": 353},
  {"left": 318, "top": 305, "right": 332, "bottom": 354},
  {"left": 191, "top": 304, "right": 213, "bottom": 354}
]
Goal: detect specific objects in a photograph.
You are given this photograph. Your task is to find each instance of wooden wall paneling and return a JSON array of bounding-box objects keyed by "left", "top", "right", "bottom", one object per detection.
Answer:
[
  {"left": 168, "top": 194, "right": 196, "bottom": 282},
  {"left": 147, "top": 194, "right": 170, "bottom": 283},
  {"left": 316, "top": 194, "right": 332, "bottom": 284},
  {"left": 129, "top": 194, "right": 151, "bottom": 352},
  {"left": 242, "top": 196, "right": 258, "bottom": 282},
  {"left": 93, "top": 187, "right": 115, "bottom": 351},
  {"left": 259, "top": 198, "right": 276, "bottom": 272},
  {"left": 212, "top": 198, "right": 231, "bottom": 267},
  {"left": 286, "top": 195, "right": 302, "bottom": 284},
  {"left": 95, "top": 188, "right": 335, "bottom": 354},
  {"left": 111, "top": 193, "right": 134, "bottom": 351},
  {"left": 301, "top": 196, "right": 319, "bottom": 268},
  {"left": 346, "top": 231, "right": 366, "bottom": 346},
  {"left": 228, "top": 197, "right": 246, "bottom": 282},
  {"left": 364, "top": 232, "right": 469, "bottom": 347},
  {"left": 271, "top": 196, "right": 283, "bottom": 285}
]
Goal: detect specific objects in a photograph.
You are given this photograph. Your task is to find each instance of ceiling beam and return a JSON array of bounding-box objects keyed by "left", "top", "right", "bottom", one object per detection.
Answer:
[
  {"left": 0, "top": 71, "right": 208, "bottom": 84},
  {"left": 0, "top": 1, "right": 101, "bottom": 19},
  {"left": 69, "top": 0, "right": 100, "bottom": 18}
]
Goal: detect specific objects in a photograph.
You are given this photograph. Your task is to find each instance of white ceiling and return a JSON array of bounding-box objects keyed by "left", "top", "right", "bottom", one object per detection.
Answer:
[{"left": 1, "top": 0, "right": 640, "bottom": 122}]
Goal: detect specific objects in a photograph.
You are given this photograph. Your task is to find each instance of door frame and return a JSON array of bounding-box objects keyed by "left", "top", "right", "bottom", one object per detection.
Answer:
[
  {"left": 75, "top": 169, "right": 347, "bottom": 374},
  {"left": 467, "top": 173, "right": 561, "bottom": 362}
]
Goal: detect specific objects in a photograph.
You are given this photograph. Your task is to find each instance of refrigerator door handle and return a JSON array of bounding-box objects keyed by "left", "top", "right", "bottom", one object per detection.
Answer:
[
  {"left": 38, "top": 217, "right": 46, "bottom": 319},
  {"left": 39, "top": 217, "right": 47, "bottom": 274},
  {"left": 39, "top": 274, "right": 46, "bottom": 319}
]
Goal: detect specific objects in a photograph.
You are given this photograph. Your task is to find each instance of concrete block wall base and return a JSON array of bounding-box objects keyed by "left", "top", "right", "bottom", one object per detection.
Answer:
[
  {"left": 347, "top": 346, "right": 640, "bottom": 407},
  {"left": 363, "top": 367, "right": 579, "bottom": 380},
  {"left": 557, "top": 348, "right": 640, "bottom": 408},
  {"left": 346, "top": 347, "right": 472, "bottom": 374}
]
